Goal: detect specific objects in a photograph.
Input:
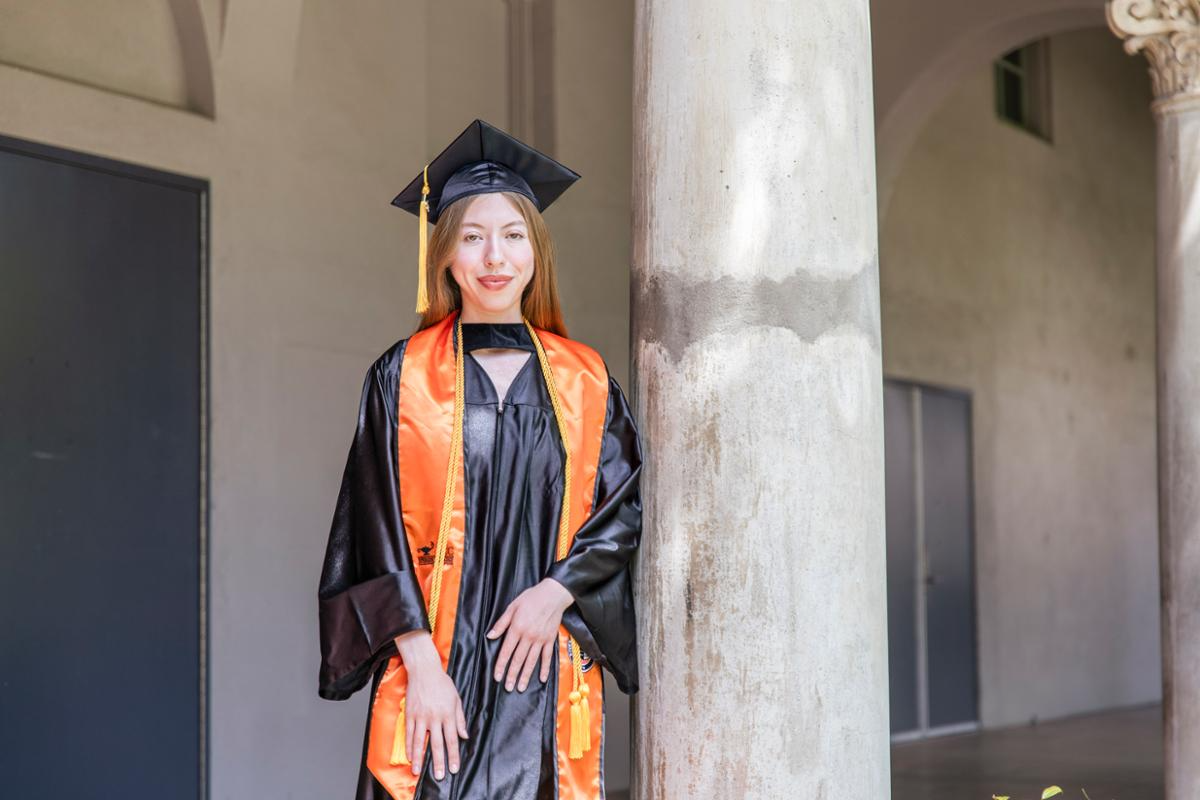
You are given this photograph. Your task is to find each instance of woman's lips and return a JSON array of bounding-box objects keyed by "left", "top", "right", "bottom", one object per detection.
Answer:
[{"left": 478, "top": 275, "right": 513, "bottom": 290}]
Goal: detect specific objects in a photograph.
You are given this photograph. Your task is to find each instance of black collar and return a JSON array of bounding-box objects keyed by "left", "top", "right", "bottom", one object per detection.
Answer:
[{"left": 458, "top": 321, "right": 535, "bottom": 353}]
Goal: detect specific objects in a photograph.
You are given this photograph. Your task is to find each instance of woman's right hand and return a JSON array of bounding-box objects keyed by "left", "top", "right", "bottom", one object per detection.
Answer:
[{"left": 394, "top": 630, "right": 469, "bottom": 779}]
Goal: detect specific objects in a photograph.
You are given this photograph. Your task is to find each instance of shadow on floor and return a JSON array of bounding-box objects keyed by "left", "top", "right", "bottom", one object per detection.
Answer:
[{"left": 891, "top": 704, "right": 1163, "bottom": 800}]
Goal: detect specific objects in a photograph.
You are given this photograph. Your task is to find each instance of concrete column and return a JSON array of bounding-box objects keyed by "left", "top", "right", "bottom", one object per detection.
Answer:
[
  {"left": 1108, "top": 3, "right": 1200, "bottom": 797},
  {"left": 629, "top": 1, "right": 889, "bottom": 797}
]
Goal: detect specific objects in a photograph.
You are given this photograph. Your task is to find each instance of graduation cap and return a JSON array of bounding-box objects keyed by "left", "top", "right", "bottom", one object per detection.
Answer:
[{"left": 392, "top": 119, "right": 581, "bottom": 313}]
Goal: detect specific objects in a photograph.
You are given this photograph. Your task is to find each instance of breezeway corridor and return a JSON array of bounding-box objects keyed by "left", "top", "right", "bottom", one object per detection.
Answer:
[{"left": 892, "top": 705, "right": 1163, "bottom": 800}]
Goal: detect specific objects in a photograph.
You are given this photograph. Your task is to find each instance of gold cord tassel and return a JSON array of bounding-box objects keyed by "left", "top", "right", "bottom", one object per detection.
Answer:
[
  {"left": 415, "top": 165, "right": 431, "bottom": 314},
  {"left": 568, "top": 689, "right": 584, "bottom": 759},
  {"left": 569, "top": 653, "right": 590, "bottom": 756},
  {"left": 579, "top": 682, "right": 591, "bottom": 751},
  {"left": 390, "top": 697, "right": 410, "bottom": 765}
]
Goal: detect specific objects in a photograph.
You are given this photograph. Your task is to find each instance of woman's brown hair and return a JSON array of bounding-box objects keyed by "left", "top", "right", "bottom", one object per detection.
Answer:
[{"left": 415, "top": 191, "right": 567, "bottom": 337}]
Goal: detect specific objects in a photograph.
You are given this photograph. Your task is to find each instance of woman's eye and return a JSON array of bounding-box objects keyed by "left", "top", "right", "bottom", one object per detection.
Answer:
[
  {"left": 507, "top": 231, "right": 526, "bottom": 240},
  {"left": 464, "top": 233, "right": 481, "bottom": 242}
]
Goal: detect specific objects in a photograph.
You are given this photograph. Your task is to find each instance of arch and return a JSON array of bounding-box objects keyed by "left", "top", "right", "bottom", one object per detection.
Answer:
[
  {"left": 874, "top": 4, "right": 1109, "bottom": 216},
  {"left": 169, "top": 0, "right": 217, "bottom": 117},
  {"left": 0, "top": 0, "right": 218, "bottom": 117}
]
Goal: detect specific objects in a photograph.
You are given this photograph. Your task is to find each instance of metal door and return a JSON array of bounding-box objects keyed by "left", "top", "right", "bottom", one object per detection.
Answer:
[
  {"left": 884, "top": 379, "right": 979, "bottom": 739},
  {"left": 0, "top": 135, "right": 208, "bottom": 796}
]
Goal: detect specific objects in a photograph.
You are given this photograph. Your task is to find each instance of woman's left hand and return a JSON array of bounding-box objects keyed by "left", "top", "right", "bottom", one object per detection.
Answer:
[{"left": 487, "top": 578, "right": 575, "bottom": 692}]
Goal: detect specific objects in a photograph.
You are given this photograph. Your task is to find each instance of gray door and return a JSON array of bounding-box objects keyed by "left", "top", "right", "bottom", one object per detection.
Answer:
[
  {"left": 0, "top": 135, "right": 208, "bottom": 796},
  {"left": 884, "top": 379, "right": 978, "bottom": 738}
]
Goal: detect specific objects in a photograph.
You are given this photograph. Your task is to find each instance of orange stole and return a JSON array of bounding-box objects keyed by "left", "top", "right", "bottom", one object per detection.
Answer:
[{"left": 365, "top": 313, "right": 610, "bottom": 800}]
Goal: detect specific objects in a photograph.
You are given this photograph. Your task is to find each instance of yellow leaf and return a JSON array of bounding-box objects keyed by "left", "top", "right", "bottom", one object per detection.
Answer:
[
  {"left": 1041, "top": 787, "right": 1063, "bottom": 799},
  {"left": 992, "top": 796, "right": 1009, "bottom": 800}
]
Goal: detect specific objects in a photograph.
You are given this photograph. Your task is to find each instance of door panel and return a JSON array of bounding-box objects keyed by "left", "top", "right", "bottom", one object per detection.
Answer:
[
  {"left": 884, "top": 379, "right": 978, "bottom": 738},
  {"left": 884, "top": 382, "right": 919, "bottom": 735},
  {"left": 0, "top": 136, "right": 207, "bottom": 797},
  {"left": 921, "top": 388, "right": 979, "bottom": 728}
]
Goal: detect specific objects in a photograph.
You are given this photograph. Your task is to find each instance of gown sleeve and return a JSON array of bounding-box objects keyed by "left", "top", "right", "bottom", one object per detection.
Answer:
[
  {"left": 544, "top": 374, "right": 643, "bottom": 694},
  {"left": 317, "top": 342, "right": 431, "bottom": 701}
]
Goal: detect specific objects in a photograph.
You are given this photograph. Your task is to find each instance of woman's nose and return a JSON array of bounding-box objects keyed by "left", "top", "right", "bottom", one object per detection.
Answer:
[{"left": 484, "top": 234, "right": 504, "bottom": 266}]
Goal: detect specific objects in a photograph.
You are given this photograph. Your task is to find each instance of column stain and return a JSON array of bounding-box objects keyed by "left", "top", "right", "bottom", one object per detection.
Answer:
[{"left": 632, "top": 265, "right": 881, "bottom": 363}]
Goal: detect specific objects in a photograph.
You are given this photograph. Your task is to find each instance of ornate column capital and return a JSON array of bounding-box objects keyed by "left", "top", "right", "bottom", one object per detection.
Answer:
[{"left": 1108, "top": 0, "right": 1200, "bottom": 112}]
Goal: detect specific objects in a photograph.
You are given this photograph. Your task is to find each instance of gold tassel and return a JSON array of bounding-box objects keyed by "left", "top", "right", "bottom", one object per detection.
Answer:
[
  {"left": 415, "top": 165, "right": 431, "bottom": 314},
  {"left": 579, "top": 682, "right": 591, "bottom": 752},
  {"left": 568, "top": 690, "right": 583, "bottom": 759},
  {"left": 390, "top": 696, "right": 410, "bottom": 766}
]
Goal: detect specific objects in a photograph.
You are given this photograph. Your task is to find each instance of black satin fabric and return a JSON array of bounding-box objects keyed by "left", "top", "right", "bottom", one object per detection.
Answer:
[{"left": 317, "top": 322, "right": 642, "bottom": 800}]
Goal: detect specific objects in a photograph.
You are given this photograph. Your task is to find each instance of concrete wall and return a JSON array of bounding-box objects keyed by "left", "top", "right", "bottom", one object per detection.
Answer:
[
  {"left": 879, "top": 27, "right": 1161, "bottom": 729},
  {"left": 0, "top": 0, "right": 633, "bottom": 796}
]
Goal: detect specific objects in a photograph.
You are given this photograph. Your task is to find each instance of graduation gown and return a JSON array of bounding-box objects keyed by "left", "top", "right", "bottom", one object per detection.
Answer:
[{"left": 318, "top": 321, "right": 642, "bottom": 800}]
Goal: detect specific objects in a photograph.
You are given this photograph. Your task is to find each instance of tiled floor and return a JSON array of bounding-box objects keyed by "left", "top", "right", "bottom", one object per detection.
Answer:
[
  {"left": 891, "top": 704, "right": 1163, "bottom": 800},
  {"left": 611, "top": 705, "right": 1161, "bottom": 799}
]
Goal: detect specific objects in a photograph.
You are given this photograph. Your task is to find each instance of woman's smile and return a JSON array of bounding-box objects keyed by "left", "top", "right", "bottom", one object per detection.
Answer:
[{"left": 478, "top": 274, "right": 514, "bottom": 290}]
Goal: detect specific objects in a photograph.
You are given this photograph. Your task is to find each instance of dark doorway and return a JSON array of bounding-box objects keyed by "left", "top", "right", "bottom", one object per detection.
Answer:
[
  {"left": 884, "top": 378, "right": 979, "bottom": 739},
  {"left": 0, "top": 135, "right": 208, "bottom": 797}
]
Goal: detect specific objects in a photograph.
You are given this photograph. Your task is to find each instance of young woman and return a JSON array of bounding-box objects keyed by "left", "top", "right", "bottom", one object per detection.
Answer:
[{"left": 318, "top": 120, "right": 642, "bottom": 800}]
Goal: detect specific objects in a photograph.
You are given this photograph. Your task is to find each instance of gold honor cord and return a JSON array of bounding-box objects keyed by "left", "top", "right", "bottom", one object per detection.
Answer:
[
  {"left": 390, "top": 316, "right": 591, "bottom": 767},
  {"left": 524, "top": 318, "right": 590, "bottom": 759},
  {"left": 390, "top": 317, "right": 466, "bottom": 766}
]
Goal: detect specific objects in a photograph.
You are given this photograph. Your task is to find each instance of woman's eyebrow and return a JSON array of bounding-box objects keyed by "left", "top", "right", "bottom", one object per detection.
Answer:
[{"left": 462, "top": 220, "right": 527, "bottom": 229}]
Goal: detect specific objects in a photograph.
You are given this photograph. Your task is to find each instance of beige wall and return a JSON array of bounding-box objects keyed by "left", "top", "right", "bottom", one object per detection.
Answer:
[
  {"left": 550, "top": 3, "right": 635, "bottom": 788},
  {"left": 548, "top": 0, "right": 633, "bottom": 387},
  {"left": 0, "top": 0, "right": 633, "bottom": 796},
  {"left": 880, "top": 27, "right": 1161, "bottom": 729}
]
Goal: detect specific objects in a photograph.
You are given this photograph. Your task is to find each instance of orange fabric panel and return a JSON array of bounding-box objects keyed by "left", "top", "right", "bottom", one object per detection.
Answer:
[
  {"left": 367, "top": 313, "right": 464, "bottom": 798},
  {"left": 536, "top": 329, "right": 609, "bottom": 800},
  {"left": 365, "top": 314, "right": 611, "bottom": 800}
]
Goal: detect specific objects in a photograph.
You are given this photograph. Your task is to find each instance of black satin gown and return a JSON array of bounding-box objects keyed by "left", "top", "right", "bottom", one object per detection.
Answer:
[{"left": 317, "top": 322, "right": 642, "bottom": 800}]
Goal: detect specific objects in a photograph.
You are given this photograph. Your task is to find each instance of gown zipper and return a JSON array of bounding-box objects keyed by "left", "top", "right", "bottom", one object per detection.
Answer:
[{"left": 445, "top": 353, "right": 529, "bottom": 800}]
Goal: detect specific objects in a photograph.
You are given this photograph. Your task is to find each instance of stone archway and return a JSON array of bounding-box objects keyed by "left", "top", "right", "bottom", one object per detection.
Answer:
[
  {"left": 873, "top": 3, "right": 1105, "bottom": 212},
  {"left": 877, "top": 16, "right": 1161, "bottom": 749}
]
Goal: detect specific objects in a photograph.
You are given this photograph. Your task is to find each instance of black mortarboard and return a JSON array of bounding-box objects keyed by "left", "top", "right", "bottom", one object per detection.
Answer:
[
  {"left": 393, "top": 120, "right": 581, "bottom": 314},
  {"left": 393, "top": 119, "right": 580, "bottom": 224}
]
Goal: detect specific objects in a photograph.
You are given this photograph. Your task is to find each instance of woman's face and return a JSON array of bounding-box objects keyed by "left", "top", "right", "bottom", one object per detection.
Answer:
[{"left": 448, "top": 193, "right": 535, "bottom": 323}]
